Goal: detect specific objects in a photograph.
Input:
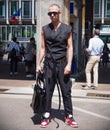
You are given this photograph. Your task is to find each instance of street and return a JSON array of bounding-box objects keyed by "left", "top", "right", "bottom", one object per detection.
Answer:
[
  {"left": 0, "top": 93, "right": 110, "bottom": 130},
  {"left": 0, "top": 60, "right": 110, "bottom": 130},
  {"left": 0, "top": 1, "right": 110, "bottom": 130}
]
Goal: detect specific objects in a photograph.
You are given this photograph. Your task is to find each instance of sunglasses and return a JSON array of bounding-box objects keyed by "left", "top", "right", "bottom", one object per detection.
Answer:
[{"left": 48, "top": 12, "right": 59, "bottom": 16}]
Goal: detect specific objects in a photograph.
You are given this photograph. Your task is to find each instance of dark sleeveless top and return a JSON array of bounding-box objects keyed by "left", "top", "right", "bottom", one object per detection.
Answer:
[{"left": 42, "top": 23, "right": 72, "bottom": 61}]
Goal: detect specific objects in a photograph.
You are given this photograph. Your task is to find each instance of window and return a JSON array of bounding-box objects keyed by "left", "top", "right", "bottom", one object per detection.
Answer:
[
  {"left": 2, "top": 27, "right": 6, "bottom": 40},
  {"left": 7, "top": 27, "right": 11, "bottom": 41},
  {"left": 32, "top": 25, "right": 36, "bottom": 37},
  {"left": 22, "top": 26, "right": 31, "bottom": 37},
  {"left": 22, "top": 1, "right": 32, "bottom": 18},
  {"left": 12, "top": 26, "right": 22, "bottom": 38},
  {"left": 70, "top": 1, "right": 74, "bottom": 14},
  {"left": 34, "top": 0, "right": 37, "bottom": 18},
  {"left": 9, "top": 1, "right": 19, "bottom": 18},
  {"left": 12, "top": 27, "right": 18, "bottom": 37},
  {"left": 0, "top": 1, "right": 5, "bottom": 18},
  {"left": 105, "top": 0, "right": 110, "bottom": 17},
  {"left": 94, "top": 0, "right": 101, "bottom": 17}
]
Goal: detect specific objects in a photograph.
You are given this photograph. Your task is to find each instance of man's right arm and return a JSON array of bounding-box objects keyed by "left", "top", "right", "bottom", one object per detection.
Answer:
[
  {"left": 7, "top": 43, "right": 12, "bottom": 52},
  {"left": 36, "top": 29, "right": 45, "bottom": 72}
]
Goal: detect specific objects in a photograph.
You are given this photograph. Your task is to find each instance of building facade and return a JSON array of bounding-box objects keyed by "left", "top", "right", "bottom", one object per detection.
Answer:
[
  {"left": 0, "top": 0, "right": 80, "bottom": 72},
  {"left": 94, "top": 0, "right": 110, "bottom": 25},
  {"left": 0, "top": 0, "right": 77, "bottom": 43},
  {"left": 94, "top": 0, "right": 110, "bottom": 45},
  {"left": 0, "top": 0, "right": 78, "bottom": 48},
  {"left": 1, "top": 0, "right": 96, "bottom": 74},
  {"left": 0, "top": 0, "right": 37, "bottom": 45}
]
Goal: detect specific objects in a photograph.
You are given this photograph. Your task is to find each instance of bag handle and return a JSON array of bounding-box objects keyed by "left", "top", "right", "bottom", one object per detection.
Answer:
[{"left": 36, "top": 72, "right": 44, "bottom": 86}]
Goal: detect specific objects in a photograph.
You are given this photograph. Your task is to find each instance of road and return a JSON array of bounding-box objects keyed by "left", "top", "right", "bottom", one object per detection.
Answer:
[
  {"left": 0, "top": 93, "right": 110, "bottom": 130},
  {"left": 0, "top": 58, "right": 110, "bottom": 130}
]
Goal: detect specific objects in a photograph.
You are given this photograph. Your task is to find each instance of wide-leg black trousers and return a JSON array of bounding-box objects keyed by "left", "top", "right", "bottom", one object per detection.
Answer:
[{"left": 43, "top": 60, "right": 73, "bottom": 116}]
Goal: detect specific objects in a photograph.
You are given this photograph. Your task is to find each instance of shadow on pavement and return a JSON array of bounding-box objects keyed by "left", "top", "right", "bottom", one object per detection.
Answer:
[{"left": 31, "top": 109, "right": 65, "bottom": 126}]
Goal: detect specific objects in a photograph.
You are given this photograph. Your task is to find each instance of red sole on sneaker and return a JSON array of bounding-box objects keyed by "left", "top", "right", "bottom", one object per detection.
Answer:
[
  {"left": 70, "top": 124, "right": 78, "bottom": 128},
  {"left": 65, "top": 122, "right": 78, "bottom": 128},
  {"left": 40, "top": 124, "right": 48, "bottom": 128}
]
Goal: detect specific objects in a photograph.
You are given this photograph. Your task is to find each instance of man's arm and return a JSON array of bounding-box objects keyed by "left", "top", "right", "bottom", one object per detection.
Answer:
[
  {"left": 85, "top": 39, "right": 92, "bottom": 53},
  {"left": 64, "top": 32, "right": 73, "bottom": 75},
  {"left": 36, "top": 29, "right": 45, "bottom": 72}
]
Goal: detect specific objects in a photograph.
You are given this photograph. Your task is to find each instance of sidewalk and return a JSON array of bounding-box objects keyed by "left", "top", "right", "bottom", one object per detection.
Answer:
[
  {"left": 0, "top": 60, "right": 110, "bottom": 130},
  {"left": 0, "top": 59, "right": 110, "bottom": 99}
]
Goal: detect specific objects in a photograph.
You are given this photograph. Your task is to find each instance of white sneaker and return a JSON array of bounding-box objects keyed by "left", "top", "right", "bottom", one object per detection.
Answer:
[
  {"left": 10, "top": 72, "right": 13, "bottom": 75},
  {"left": 82, "top": 85, "right": 91, "bottom": 90},
  {"left": 14, "top": 72, "right": 18, "bottom": 75},
  {"left": 91, "top": 85, "right": 97, "bottom": 89},
  {"left": 65, "top": 115, "right": 78, "bottom": 128},
  {"left": 40, "top": 116, "right": 50, "bottom": 128},
  {"left": 26, "top": 74, "right": 33, "bottom": 78}
]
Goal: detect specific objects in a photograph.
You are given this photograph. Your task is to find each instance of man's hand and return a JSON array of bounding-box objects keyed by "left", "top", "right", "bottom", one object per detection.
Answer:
[
  {"left": 64, "top": 64, "right": 71, "bottom": 75},
  {"left": 84, "top": 48, "right": 88, "bottom": 52},
  {"left": 36, "top": 65, "right": 42, "bottom": 73}
]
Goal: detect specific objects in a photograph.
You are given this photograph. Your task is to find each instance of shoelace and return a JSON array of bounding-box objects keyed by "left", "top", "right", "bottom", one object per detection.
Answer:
[{"left": 66, "top": 116, "right": 75, "bottom": 123}]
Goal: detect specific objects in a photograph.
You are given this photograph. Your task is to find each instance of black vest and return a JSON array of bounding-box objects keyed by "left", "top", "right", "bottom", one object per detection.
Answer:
[{"left": 43, "top": 23, "right": 72, "bottom": 60}]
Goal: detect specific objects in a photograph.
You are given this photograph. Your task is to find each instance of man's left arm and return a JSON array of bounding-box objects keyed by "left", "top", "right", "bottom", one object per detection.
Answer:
[
  {"left": 85, "top": 39, "right": 92, "bottom": 53},
  {"left": 64, "top": 32, "right": 73, "bottom": 75}
]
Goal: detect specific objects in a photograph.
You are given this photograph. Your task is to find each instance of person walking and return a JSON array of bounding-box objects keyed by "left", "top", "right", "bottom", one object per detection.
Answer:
[
  {"left": 20, "top": 43, "right": 25, "bottom": 61},
  {"left": 36, "top": 4, "right": 78, "bottom": 128},
  {"left": 25, "top": 37, "right": 35, "bottom": 78},
  {"left": 102, "top": 43, "right": 110, "bottom": 67},
  {"left": 32, "top": 40, "right": 36, "bottom": 78},
  {"left": 7, "top": 37, "right": 20, "bottom": 75},
  {"left": 83, "top": 29, "right": 104, "bottom": 90},
  {"left": 32, "top": 40, "right": 36, "bottom": 66}
]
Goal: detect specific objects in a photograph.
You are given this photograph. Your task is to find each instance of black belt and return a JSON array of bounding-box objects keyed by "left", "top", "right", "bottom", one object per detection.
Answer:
[
  {"left": 45, "top": 57, "right": 66, "bottom": 64},
  {"left": 55, "top": 58, "right": 66, "bottom": 64}
]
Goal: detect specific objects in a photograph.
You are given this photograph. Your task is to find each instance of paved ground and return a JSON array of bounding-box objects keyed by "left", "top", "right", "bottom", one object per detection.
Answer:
[
  {"left": 0, "top": 93, "right": 110, "bottom": 130},
  {"left": 0, "top": 59, "right": 110, "bottom": 130}
]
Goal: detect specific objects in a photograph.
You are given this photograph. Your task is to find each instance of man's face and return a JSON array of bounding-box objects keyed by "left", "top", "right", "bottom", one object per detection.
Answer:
[
  {"left": 48, "top": 5, "right": 60, "bottom": 22},
  {"left": 30, "top": 40, "right": 35, "bottom": 44}
]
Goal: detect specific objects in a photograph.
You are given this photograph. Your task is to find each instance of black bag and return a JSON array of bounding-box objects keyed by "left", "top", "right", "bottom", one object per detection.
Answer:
[
  {"left": 31, "top": 72, "right": 46, "bottom": 114},
  {"left": 10, "top": 48, "right": 16, "bottom": 58}
]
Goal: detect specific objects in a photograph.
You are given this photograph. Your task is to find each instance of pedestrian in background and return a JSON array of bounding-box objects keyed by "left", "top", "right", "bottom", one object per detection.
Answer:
[
  {"left": 7, "top": 43, "right": 10, "bottom": 61},
  {"left": 32, "top": 40, "right": 36, "bottom": 66},
  {"left": 7, "top": 37, "right": 20, "bottom": 75},
  {"left": 32, "top": 40, "right": 36, "bottom": 78},
  {"left": 101, "top": 43, "right": 110, "bottom": 67},
  {"left": 36, "top": 4, "right": 78, "bottom": 128},
  {"left": 83, "top": 29, "right": 104, "bottom": 90},
  {"left": 20, "top": 43, "right": 25, "bottom": 61},
  {"left": 25, "top": 37, "right": 35, "bottom": 78}
]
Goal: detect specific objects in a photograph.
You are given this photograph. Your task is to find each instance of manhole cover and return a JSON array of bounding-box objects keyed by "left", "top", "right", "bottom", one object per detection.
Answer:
[
  {"left": 0, "top": 89, "right": 9, "bottom": 92},
  {"left": 87, "top": 93, "right": 110, "bottom": 97}
]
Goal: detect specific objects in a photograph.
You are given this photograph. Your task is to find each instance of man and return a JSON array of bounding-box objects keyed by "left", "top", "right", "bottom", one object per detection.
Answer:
[
  {"left": 36, "top": 4, "right": 78, "bottom": 128},
  {"left": 8, "top": 37, "right": 20, "bottom": 75},
  {"left": 25, "top": 37, "right": 35, "bottom": 78},
  {"left": 83, "top": 29, "right": 104, "bottom": 90}
]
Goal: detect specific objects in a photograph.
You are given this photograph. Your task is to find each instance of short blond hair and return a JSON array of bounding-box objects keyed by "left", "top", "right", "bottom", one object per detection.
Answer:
[{"left": 49, "top": 4, "right": 60, "bottom": 12}]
